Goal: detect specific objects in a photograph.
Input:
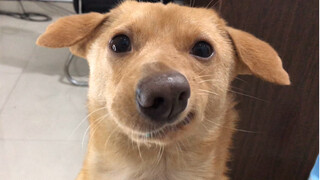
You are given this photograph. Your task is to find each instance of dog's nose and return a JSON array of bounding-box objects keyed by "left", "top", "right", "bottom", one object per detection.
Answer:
[{"left": 136, "top": 71, "right": 190, "bottom": 123}]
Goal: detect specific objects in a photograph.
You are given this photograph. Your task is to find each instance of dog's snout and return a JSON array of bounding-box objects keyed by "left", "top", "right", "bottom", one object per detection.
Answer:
[{"left": 136, "top": 71, "right": 190, "bottom": 123}]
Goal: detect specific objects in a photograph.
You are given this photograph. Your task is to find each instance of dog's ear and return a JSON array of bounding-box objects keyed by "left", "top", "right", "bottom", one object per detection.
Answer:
[
  {"left": 36, "top": 13, "right": 107, "bottom": 58},
  {"left": 226, "top": 27, "right": 290, "bottom": 85}
]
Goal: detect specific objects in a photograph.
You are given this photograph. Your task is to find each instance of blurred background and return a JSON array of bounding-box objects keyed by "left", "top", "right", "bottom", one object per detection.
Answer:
[{"left": 0, "top": 0, "right": 318, "bottom": 180}]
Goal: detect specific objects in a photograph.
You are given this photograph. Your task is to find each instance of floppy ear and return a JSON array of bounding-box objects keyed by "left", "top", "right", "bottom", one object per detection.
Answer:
[
  {"left": 36, "top": 12, "right": 107, "bottom": 58},
  {"left": 226, "top": 27, "right": 290, "bottom": 85}
]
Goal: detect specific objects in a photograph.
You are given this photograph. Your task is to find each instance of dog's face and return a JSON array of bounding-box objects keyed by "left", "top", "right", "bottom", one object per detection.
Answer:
[
  {"left": 37, "top": 1, "right": 290, "bottom": 145},
  {"left": 88, "top": 2, "right": 236, "bottom": 145}
]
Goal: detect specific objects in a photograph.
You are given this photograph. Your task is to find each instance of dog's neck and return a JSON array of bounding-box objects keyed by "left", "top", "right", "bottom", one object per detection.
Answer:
[{"left": 82, "top": 99, "right": 236, "bottom": 180}]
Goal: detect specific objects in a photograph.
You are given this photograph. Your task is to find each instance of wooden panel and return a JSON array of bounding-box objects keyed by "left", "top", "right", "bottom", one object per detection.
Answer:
[{"left": 187, "top": 0, "right": 319, "bottom": 179}]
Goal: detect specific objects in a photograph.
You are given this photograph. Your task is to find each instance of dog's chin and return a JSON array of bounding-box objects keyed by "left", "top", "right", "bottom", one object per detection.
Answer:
[{"left": 128, "top": 112, "right": 196, "bottom": 145}]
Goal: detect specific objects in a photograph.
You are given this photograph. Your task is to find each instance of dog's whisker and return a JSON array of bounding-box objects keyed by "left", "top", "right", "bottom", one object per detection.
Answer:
[
  {"left": 82, "top": 114, "right": 109, "bottom": 148},
  {"left": 156, "top": 146, "right": 164, "bottom": 165},
  {"left": 206, "top": 0, "right": 216, "bottom": 8},
  {"left": 81, "top": 126, "right": 91, "bottom": 150},
  {"left": 189, "top": 0, "right": 193, "bottom": 7},
  {"left": 198, "top": 85, "right": 267, "bottom": 102},
  {"left": 201, "top": 122, "right": 210, "bottom": 132},
  {"left": 227, "top": 89, "right": 268, "bottom": 102},
  {"left": 198, "top": 89, "right": 219, "bottom": 96},
  {"left": 229, "top": 85, "right": 248, "bottom": 92},
  {"left": 193, "top": 74, "right": 214, "bottom": 79},
  {"left": 196, "top": 64, "right": 210, "bottom": 75},
  {"left": 204, "top": 118, "right": 258, "bottom": 134},
  {"left": 68, "top": 106, "right": 107, "bottom": 140},
  {"left": 192, "top": 0, "right": 196, "bottom": 7},
  {"left": 233, "top": 76, "right": 249, "bottom": 84},
  {"left": 184, "top": 137, "right": 192, "bottom": 148},
  {"left": 104, "top": 127, "right": 118, "bottom": 152},
  {"left": 180, "top": 140, "right": 189, "bottom": 151},
  {"left": 209, "top": 0, "right": 221, "bottom": 9},
  {"left": 82, "top": 115, "right": 110, "bottom": 149},
  {"left": 89, "top": 115, "right": 108, "bottom": 139},
  {"left": 175, "top": 143, "right": 181, "bottom": 164},
  {"left": 218, "top": 0, "right": 223, "bottom": 12},
  {"left": 160, "top": 146, "right": 165, "bottom": 162},
  {"left": 137, "top": 142, "right": 144, "bottom": 162},
  {"left": 194, "top": 75, "right": 248, "bottom": 84},
  {"left": 156, "top": 145, "right": 162, "bottom": 165},
  {"left": 197, "top": 79, "right": 224, "bottom": 84},
  {"left": 130, "top": 128, "right": 136, "bottom": 151}
]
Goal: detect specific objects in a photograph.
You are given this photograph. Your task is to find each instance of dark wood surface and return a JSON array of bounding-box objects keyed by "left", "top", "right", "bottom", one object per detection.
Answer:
[{"left": 187, "top": 0, "right": 319, "bottom": 179}]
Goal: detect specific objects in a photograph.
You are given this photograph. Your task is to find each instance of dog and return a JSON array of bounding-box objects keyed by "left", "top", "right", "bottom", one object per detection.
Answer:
[{"left": 36, "top": 1, "right": 290, "bottom": 179}]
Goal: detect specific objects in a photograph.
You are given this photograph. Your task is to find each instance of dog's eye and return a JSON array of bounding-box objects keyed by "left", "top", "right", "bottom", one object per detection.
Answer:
[
  {"left": 190, "top": 41, "right": 214, "bottom": 59},
  {"left": 109, "top": 35, "right": 131, "bottom": 53}
]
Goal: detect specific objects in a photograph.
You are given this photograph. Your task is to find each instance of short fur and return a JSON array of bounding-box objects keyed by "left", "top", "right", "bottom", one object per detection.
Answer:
[{"left": 37, "top": 1, "right": 290, "bottom": 180}]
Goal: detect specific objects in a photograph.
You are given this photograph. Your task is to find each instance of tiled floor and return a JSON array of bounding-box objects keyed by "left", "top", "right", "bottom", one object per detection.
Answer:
[{"left": 0, "top": 2, "right": 89, "bottom": 180}]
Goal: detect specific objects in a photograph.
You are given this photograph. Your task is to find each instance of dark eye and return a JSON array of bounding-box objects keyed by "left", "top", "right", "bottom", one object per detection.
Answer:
[
  {"left": 190, "top": 41, "right": 214, "bottom": 59},
  {"left": 109, "top": 34, "right": 131, "bottom": 53}
]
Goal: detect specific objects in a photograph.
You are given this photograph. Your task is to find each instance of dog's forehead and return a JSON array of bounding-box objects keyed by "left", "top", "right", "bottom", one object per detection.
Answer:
[{"left": 109, "top": 1, "right": 223, "bottom": 32}]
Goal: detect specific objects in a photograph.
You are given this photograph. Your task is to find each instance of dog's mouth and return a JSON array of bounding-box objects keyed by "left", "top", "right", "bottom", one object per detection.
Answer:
[{"left": 138, "top": 111, "right": 195, "bottom": 139}]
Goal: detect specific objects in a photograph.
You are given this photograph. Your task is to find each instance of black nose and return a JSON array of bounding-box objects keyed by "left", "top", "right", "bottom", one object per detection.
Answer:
[{"left": 136, "top": 71, "right": 190, "bottom": 123}]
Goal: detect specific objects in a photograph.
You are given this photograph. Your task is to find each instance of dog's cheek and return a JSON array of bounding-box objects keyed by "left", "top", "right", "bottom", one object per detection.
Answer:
[
  {"left": 87, "top": 42, "right": 114, "bottom": 84},
  {"left": 107, "top": 72, "right": 145, "bottom": 131},
  {"left": 193, "top": 73, "right": 230, "bottom": 125}
]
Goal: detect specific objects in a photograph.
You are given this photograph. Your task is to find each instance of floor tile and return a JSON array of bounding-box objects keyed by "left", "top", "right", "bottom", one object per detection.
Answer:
[
  {"left": 0, "top": 24, "right": 38, "bottom": 109},
  {"left": 0, "top": 47, "right": 89, "bottom": 141},
  {"left": 0, "top": 2, "right": 91, "bottom": 179},
  {"left": 0, "top": 140, "right": 86, "bottom": 180}
]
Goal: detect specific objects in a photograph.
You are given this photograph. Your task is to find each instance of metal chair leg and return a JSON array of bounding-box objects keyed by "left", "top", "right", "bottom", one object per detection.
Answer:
[{"left": 64, "top": 54, "right": 88, "bottom": 87}]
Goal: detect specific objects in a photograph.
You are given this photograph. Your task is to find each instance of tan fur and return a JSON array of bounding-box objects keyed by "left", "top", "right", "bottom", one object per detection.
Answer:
[
  {"left": 36, "top": 1, "right": 290, "bottom": 180},
  {"left": 226, "top": 27, "right": 290, "bottom": 85},
  {"left": 36, "top": 12, "right": 107, "bottom": 58}
]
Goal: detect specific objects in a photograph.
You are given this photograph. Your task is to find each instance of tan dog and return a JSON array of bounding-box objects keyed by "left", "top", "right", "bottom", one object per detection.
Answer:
[{"left": 37, "top": 1, "right": 290, "bottom": 180}]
